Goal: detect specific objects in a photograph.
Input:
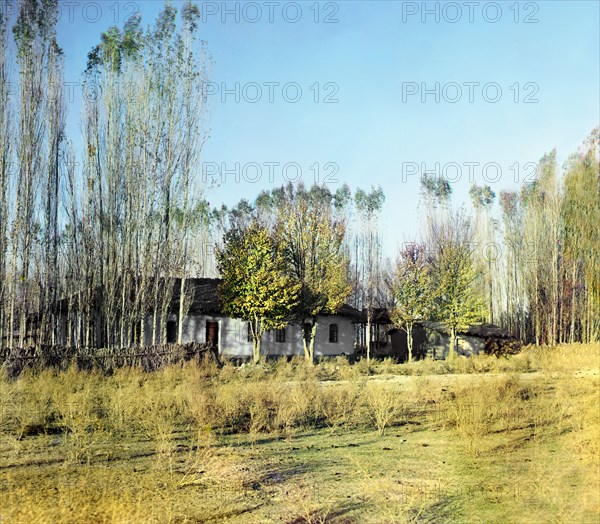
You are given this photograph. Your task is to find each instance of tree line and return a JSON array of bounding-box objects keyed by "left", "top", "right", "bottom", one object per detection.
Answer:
[
  {"left": 391, "top": 133, "right": 599, "bottom": 358},
  {"left": 0, "top": 1, "right": 386, "bottom": 355},
  {"left": 0, "top": 1, "right": 209, "bottom": 349},
  {"left": 0, "top": 1, "right": 597, "bottom": 356},
  {"left": 218, "top": 131, "right": 600, "bottom": 363}
]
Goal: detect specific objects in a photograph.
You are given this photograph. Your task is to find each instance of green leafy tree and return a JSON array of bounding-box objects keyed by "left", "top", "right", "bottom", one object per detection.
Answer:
[
  {"left": 275, "top": 184, "right": 352, "bottom": 363},
  {"left": 216, "top": 223, "right": 300, "bottom": 364},
  {"left": 429, "top": 212, "right": 484, "bottom": 359},
  {"left": 390, "top": 243, "right": 433, "bottom": 362}
]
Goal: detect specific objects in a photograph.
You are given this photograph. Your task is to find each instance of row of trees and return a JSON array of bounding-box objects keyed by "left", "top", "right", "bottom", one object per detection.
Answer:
[
  {"left": 391, "top": 211, "right": 483, "bottom": 361},
  {"left": 215, "top": 178, "right": 490, "bottom": 364},
  {"left": 220, "top": 127, "right": 599, "bottom": 364},
  {"left": 0, "top": 1, "right": 209, "bottom": 349},
  {"left": 0, "top": 2, "right": 597, "bottom": 355},
  {"left": 216, "top": 183, "right": 357, "bottom": 364},
  {"left": 0, "top": 1, "right": 65, "bottom": 349},
  {"left": 478, "top": 137, "right": 599, "bottom": 346},
  {"left": 0, "top": 0, "right": 385, "bottom": 356},
  {"left": 500, "top": 140, "right": 599, "bottom": 345},
  {"left": 214, "top": 182, "right": 390, "bottom": 363},
  {"left": 390, "top": 130, "right": 599, "bottom": 358}
]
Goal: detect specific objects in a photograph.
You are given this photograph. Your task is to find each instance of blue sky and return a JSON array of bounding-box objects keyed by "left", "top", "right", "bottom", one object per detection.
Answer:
[{"left": 32, "top": 0, "right": 600, "bottom": 256}]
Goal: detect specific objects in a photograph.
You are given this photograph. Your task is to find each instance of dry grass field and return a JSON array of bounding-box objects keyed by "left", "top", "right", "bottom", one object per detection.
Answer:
[{"left": 1, "top": 344, "right": 598, "bottom": 523}]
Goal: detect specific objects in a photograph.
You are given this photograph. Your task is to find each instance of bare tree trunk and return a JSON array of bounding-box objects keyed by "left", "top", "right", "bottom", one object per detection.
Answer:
[
  {"left": 309, "top": 319, "right": 318, "bottom": 365},
  {"left": 366, "top": 313, "right": 372, "bottom": 362},
  {"left": 448, "top": 326, "right": 457, "bottom": 360},
  {"left": 406, "top": 322, "right": 414, "bottom": 362},
  {"left": 0, "top": 12, "right": 11, "bottom": 348}
]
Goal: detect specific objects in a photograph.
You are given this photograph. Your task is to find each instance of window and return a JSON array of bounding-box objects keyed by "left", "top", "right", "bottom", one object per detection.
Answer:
[
  {"left": 275, "top": 328, "right": 286, "bottom": 343},
  {"left": 329, "top": 323, "right": 338, "bottom": 343},
  {"left": 166, "top": 321, "right": 177, "bottom": 344},
  {"left": 247, "top": 322, "right": 253, "bottom": 342}
]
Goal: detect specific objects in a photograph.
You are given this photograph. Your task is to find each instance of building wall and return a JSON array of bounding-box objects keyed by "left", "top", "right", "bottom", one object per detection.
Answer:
[
  {"left": 153, "top": 313, "right": 355, "bottom": 358},
  {"left": 262, "top": 314, "right": 355, "bottom": 358},
  {"left": 422, "top": 329, "right": 487, "bottom": 359},
  {"left": 457, "top": 335, "right": 486, "bottom": 355},
  {"left": 57, "top": 310, "right": 355, "bottom": 358}
]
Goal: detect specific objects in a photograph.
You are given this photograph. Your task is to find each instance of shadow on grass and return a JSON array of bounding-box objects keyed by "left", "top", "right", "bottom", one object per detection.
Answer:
[
  {"left": 194, "top": 502, "right": 267, "bottom": 523},
  {"left": 285, "top": 500, "right": 365, "bottom": 524},
  {"left": 408, "top": 494, "right": 464, "bottom": 524}
]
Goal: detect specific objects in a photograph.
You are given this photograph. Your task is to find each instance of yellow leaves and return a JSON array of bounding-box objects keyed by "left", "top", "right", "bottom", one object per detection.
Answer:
[
  {"left": 276, "top": 195, "right": 350, "bottom": 319},
  {"left": 217, "top": 222, "right": 300, "bottom": 333}
]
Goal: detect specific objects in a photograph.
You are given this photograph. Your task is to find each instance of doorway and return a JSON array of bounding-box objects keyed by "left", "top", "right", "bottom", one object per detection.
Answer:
[
  {"left": 206, "top": 321, "right": 219, "bottom": 349},
  {"left": 166, "top": 321, "right": 177, "bottom": 344}
]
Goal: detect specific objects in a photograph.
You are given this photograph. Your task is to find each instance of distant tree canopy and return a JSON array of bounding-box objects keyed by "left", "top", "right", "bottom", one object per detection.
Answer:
[
  {"left": 421, "top": 173, "right": 452, "bottom": 207},
  {"left": 214, "top": 182, "right": 353, "bottom": 363}
]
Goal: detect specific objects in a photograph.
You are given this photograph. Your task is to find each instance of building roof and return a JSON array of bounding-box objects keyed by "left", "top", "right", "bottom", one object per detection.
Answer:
[
  {"left": 365, "top": 306, "right": 516, "bottom": 339},
  {"left": 173, "top": 278, "right": 361, "bottom": 319},
  {"left": 323, "top": 303, "right": 362, "bottom": 320},
  {"left": 356, "top": 307, "right": 392, "bottom": 324},
  {"left": 174, "top": 278, "right": 222, "bottom": 314}
]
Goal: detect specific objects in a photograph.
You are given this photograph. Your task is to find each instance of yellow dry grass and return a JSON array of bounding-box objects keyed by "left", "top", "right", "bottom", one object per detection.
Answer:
[{"left": 0, "top": 344, "right": 598, "bottom": 523}]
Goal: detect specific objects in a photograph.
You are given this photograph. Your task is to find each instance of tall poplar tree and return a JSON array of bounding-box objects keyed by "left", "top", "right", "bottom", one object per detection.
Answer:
[
  {"left": 275, "top": 184, "right": 351, "bottom": 363},
  {"left": 0, "top": 10, "right": 11, "bottom": 346},
  {"left": 429, "top": 212, "right": 483, "bottom": 359},
  {"left": 354, "top": 186, "right": 385, "bottom": 361}
]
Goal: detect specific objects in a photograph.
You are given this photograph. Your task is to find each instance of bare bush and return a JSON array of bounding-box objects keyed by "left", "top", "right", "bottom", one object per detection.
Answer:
[{"left": 364, "top": 382, "right": 402, "bottom": 435}]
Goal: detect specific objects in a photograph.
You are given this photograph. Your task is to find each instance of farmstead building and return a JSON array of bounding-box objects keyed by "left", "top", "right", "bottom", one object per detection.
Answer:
[
  {"left": 57, "top": 278, "right": 360, "bottom": 359},
  {"left": 55, "top": 280, "right": 518, "bottom": 361},
  {"left": 154, "top": 279, "right": 359, "bottom": 359}
]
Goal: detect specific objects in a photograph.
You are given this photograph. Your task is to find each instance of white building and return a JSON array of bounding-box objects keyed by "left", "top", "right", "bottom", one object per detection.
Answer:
[
  {"left": 153, "top": 279, "right": 359, "bottom": 359},
  {"left": 58, "top": 278, "right": 359, "bottom": 359}
]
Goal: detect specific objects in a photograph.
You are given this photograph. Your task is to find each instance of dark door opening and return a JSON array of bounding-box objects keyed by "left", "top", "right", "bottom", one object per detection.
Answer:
[
  {"left": 206, "top": 321, "right": 219, "bottom": 349},
  {"left": 166, "top": 321, "right": 177, "bottom": 344}
]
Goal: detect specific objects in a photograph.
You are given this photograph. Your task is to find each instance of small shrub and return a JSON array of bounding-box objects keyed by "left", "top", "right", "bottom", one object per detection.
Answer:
[
  {"left": 354, "top": 358, "right": 375, "bottom": 376},
  {"left": 375, "top": 357, "right": 400, "bottom": 376},
  {"left": 248, "top": 381, "right": 279, "bottom": 435},
  {"left": 56, "top": 381, "right": 101, "bottom": 463},
  {"left": 187, "top": 381, "right": 218, "bottom": 432},
  {"left": 215, "top": 382, "right": 252, "bottom": 431},
  {"left": 364, "top": 382, "right": 401, "bottom": 436},
  {"left": 217, "top": 359, "right": 239, "bottom": 382},
  {"left": 102, "top": 377, "right": 143, "bottom": 437},
  {"left": 321, "top": 381, "right": 364, "bottom": 431},
  {"left": 283, "top": 483, "right": 334, "bottom": 524},
  {"left": 138, "top": 380, "right": 186, "bottom": 465}
]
